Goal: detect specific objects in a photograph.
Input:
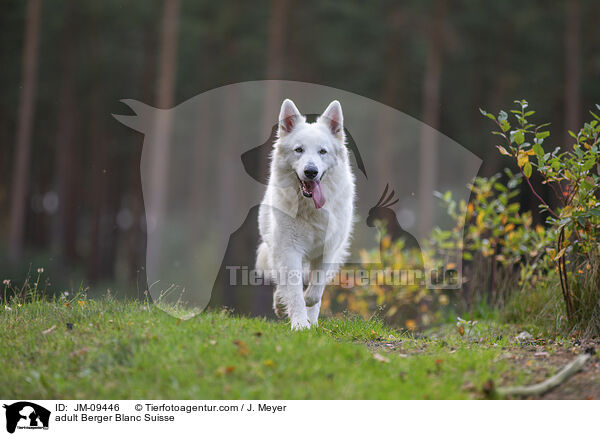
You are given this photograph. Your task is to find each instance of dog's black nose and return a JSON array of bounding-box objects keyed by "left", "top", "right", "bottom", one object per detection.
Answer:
[{"left": 304, "top": 165, "right": 318, "bottom": 180}]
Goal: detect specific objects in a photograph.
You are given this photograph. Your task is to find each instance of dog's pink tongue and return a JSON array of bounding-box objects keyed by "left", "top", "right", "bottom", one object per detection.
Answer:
[{"left": 310, "top": 180, "right": 325, "bottom": 209}]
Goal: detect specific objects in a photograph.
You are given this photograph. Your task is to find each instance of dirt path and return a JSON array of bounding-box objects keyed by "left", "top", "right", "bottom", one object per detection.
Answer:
[
  {"left": 365, "top": 338, "right": 600, "bottom": 399},
  {"left": 504, "top": 342, "right": 600, "bottom": 399}
]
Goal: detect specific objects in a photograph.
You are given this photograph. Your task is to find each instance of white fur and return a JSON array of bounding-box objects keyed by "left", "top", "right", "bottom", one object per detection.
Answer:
[{"left": 256, "top": 99, "right": 355, "bottom": 330}]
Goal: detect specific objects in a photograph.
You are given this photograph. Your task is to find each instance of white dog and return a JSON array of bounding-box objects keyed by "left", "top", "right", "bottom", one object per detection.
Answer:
[{"left": 256, "top": 99, "right": 355, "bottom": 330}]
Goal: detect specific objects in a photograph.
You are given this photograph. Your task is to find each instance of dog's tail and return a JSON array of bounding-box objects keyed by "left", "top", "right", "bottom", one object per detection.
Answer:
[{"left": 255, "top": 242, "right": 270, "bottom": 274}]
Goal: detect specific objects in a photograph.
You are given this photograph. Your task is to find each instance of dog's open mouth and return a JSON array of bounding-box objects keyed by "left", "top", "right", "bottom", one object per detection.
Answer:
[{"left": 297, "top": 175, "right": 326, "bottom": 209}]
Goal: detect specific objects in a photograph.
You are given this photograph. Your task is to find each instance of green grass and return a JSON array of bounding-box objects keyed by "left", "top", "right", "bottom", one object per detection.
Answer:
[
  {"left": 502, "top": 277, "right": 567, "bottom": 336},
  {"left": 0, "top": 294, "right": 521, "bottom": 399}
]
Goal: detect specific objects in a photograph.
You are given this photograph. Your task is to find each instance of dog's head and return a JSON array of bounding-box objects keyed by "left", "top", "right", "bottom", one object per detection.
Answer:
[{"left": 273, "top": 99, "right": 345, "bottom": 209}]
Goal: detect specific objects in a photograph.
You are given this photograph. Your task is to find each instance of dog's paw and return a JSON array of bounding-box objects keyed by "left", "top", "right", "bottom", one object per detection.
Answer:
[
  {"left": 274, "top": 303, "right": 286, "bottom": 318},
  {"left": 290, "top": 318, "right": 311, "bottom": 331},
  {"left": 307, "top": 303, "right": 320, "bottom": 326},
  {"left": 273, "top": 294, "right": 286, "bottom": 318},
  {"left": 304, "top": 294, "right": 320, "bottom": 307}
]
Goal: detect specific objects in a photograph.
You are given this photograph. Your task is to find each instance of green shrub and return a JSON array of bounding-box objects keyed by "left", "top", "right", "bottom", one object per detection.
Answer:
[
  {"left": 326, "top": 100, "right": 600, "bottom": 336},
  {"left": 482, "top": 100, "right": 600, "bottom": 335},
  {"left": 322, "top": 236, "right": 437, "bottom": 330},
  {"left": 433, "top": 170, "right": 553, "bottom": 310}
]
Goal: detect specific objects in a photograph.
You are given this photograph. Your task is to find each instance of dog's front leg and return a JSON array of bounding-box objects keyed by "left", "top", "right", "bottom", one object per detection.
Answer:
[
  {"left": 304, "top": 256, "right": 325, "bottom": 308},
  {"left": 305, "top": 256, "right": 325, "bottom": 326},
  {"left": 274, "top": 252, "right": 310, "bottom": 330},
  {"left": 305, "top": 253, "right": 340, "bottom": 326},
  {"left": 306, "top": 302, "right": 321, "bottom": 327},
  {"left": 305, "top": 243, "right": 344, "bottom": 325}
]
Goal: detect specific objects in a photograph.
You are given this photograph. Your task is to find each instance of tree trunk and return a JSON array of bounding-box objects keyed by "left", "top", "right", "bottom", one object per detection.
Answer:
[
  {"left": 145, "top": 0, "right": 180, "bottom": 276},
  {"left": 481, "top": 35, "right": 510, "bottom": 177},
  {"left": 156, "top": 0, "right": 180, "bottom": 111},
  {"left": 377, "top": 6, "right": 405, "bottom": 188},
  {"left": 8, "top": 0, "right": 42, "bottom": 263},
  {"left": 417, "top": 0, "right": 446, "bottom": 239},
  {"left": 254, "top": 0, "right": 290, "bottom": 314},
  {"left": 564, "top": 0, "right": 581, "bottom": 145},
  {"left": 88, "top": 87, "right": 108, "bottom": 281},
  {"left": 87, "top": 27, "right": 117, "bottom": 282},
  {"left": 261, "top": 0, "right": 290, "bottom": 137},
  {"left": 54, "top": 0, "right": 80, "bottom": 262},
  {"left": 128, "top": 23, "right": 157, "bottom": 284}
]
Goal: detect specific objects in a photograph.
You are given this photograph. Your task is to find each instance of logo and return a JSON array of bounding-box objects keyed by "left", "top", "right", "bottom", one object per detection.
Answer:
[
  {"left": 113, "top": 80, "right": 481, "bottom": 318},
  {"left": 3, "top": 402, "right": 50, "bottom": 434}
]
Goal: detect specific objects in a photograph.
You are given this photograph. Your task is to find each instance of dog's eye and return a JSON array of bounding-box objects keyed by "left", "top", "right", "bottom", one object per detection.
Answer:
[
  {"left": 319, "top": 149, "right": 327, "bottom": 155},
  {"left": 294, "top": 146, "right": 303, "bottom": 153}
]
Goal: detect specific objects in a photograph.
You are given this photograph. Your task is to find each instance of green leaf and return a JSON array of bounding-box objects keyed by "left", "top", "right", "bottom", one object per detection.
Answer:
[
  {"left": 514, "top": 99, "right": 528, "bottom": 109},
  {"left": 523, "top": 162, "right": 532, "bottom": 178},
  {"left": 580, "top": 179, "right": 593, "bottom": 192},
  {"left": 514, "top": 131, "right": 525, "bottom": 145},
  {"left": 532, "top": 142, "right": 544, "bottom": 159},
  {"left": 479, "top": 108, "right": 495, "bottom": 120},
  {"left": 536, "top": 131, "right": 550, "bottom": 139},
  {"left": 583, "top": 158, "right": 596, "bottom": 171},
  {"left": 493, "top": 183, "right": 508, "bottom": 192}
]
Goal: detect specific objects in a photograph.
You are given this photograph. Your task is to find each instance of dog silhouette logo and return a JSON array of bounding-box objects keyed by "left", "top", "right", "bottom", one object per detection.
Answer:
[
  {"left": 3, "top": 402, "right": 50, "bottom": 433},
  {"left": 113, "top": 80, "right": 481, "bottom": 317}
]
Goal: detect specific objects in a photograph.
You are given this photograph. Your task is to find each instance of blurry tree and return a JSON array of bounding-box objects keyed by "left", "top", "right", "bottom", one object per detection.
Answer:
[
  {"left": 261, "top": 0, "right": 290, "bottom": 139},
  {"left": 8, "top": 0, "right": 42, "bottom": 263},
  {"left": 564, "top": 0, "right": 581, "bottom": 145},
  {"left": 88, "top": 16, "right": 116, "bottom": 282},
  {"left": 251, "top": 0, "right": 291, "bottom": 312},
  {"left": 377, "top": 4, "right": 405, "bottom": 187},
  {"left": 145, "top": 0, "right": 181, "bottom": 276},
  {"left": 417, "top": 0, "right": 446, "bottom": 237},
  {"left": 54, "top": 0, "right": 80, "bottom": 262},
  {"left": 126, "top": 17, "right": 159, "bottom": 283}
]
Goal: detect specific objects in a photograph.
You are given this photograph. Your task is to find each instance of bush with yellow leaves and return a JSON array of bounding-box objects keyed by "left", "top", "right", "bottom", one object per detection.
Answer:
[
  {"left": 481, "top": 100, "right": 600, "bottom": 335},
  {"left": 432, "top": 170, "right": 554, "bottom": 310},
  {"left": 325, "top": 100, "right": 600, "bottom": 335},
  {"left": 322, "top": 235, "right": 447, "bottom": 330}
]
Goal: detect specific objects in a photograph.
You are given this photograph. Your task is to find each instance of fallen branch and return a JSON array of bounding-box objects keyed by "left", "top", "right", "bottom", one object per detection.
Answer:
[{"left": 497, "top": 349, "right": 594, "bottom": 398}]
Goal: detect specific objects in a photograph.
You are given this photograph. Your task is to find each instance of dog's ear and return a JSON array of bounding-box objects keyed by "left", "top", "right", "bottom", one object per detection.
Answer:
[
  {"left": 318, "top": 100, "right": 344, "bottom": 138},
  {"left": 278, "top": 99, "right": 303, "bottom": 137}
]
